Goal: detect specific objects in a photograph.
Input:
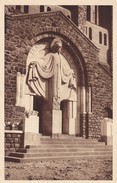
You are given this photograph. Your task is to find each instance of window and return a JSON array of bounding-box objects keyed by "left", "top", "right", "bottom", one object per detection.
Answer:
[
  {"left": 16, "top": 5, "right": 21, "bottom": 11},
  {"left": 86, "top": 26, "right": 87, "bottom": 35},
  {"left": 40, "top": 6, "right": 44, "bottom": 12},
  {"left": 89, "top": 27, "right": 92, "bottom": 40},
  {"left": 99, "top": 31, "right": 102, "bottom": 44},
  {"left": 24, "top": 6, "right": 29, "bottom": 13},
  {"left": 104, "top": 33, "right": 107, "bottom": 45},
  {"left": 47, "top": 7, "right": 51, "bottom": 11},
  {"left": 87, "top": 6, "right": 91, "bottom": 21}
]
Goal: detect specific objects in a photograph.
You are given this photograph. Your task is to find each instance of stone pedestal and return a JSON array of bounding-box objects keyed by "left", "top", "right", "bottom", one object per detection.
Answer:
[
  {"left": 101, "top": 118, "right": 113, "bottom": 145},
  {"left": 52, "top": 109, "right": 62, "bottom": 134},
  {"left": 23, "top": 132, "right": 41, "bottom": 147},
  {"left": 69, "top": 118, "right": 75, "bottom": 135},
  {"left": 41, "top": 110, "right": 52, "bottom": 135},
  {"left": 62, "top": 101, "right": 76, "bottom": 135},
  {"left": 24, "top": 115, "right": 39, "bottom": 133},
  {"left": 23, "top": 114, "right": 40, "bottom": 147}
]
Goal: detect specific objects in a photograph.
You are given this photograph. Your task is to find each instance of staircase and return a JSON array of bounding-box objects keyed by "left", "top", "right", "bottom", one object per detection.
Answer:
[{"left": 5, "top": 136, "right": 112, "bottom": 162}]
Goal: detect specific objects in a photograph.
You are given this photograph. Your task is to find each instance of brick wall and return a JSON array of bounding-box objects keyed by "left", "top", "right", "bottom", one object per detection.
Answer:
[{"left": 5, "top": 11, "right": 112, "bottom": 138}]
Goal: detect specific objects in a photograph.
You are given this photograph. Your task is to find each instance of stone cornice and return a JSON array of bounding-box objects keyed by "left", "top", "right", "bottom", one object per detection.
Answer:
[{"left": 6, "top": 11, "right": 99, "bottom": 51}]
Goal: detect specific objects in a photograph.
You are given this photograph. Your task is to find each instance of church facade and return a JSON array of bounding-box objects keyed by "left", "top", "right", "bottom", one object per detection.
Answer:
[{"left": 5, "top": 5, "right": 112, "bottom": 154}]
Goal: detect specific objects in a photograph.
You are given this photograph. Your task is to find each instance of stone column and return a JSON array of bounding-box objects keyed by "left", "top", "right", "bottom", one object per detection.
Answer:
[
  {"left": 51, "top": 55, "right": 62, "bottom": 135},
  {"left": 86, "top": 86, "right": 92, "bottom": 138},
  {"left": 62, "top": 101, "right": 76, "bottom": 135},
  {"left": 20, "top": 74, "right": 25, "bottom": 106},
  {"left": 23, "top": 112, "right": 40, "bottom": 147},
  {"left": 80, "top": 86, "right": 87, "bottom": 138},
  {"left": 51, "top": 97, "right": 62, "bottom": 135},
  {"left": 82, "top": 86, "right": 86, "bottom": 113},
  {"left": 16, "top": 72, "right": 21, "bottom": 106},
  {"left": 68, "top": 101, "right": 77, "bottom": 135}
]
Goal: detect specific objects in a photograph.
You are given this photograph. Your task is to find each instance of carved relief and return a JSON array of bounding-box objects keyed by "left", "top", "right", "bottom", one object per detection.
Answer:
[
  {"left": 52, "top": 96, "right": 60, "bottom": 110},
  {"left": 26, "top": 37, "right": 77, "bottom": 109}
]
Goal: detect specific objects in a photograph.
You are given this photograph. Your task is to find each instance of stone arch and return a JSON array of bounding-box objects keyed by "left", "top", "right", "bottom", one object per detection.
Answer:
[
  {"left": 24, "top": 32, "right": 89, "bottom": 136},
  {"left": 25, "top": 32, "right": 88, "bottom": 87}
]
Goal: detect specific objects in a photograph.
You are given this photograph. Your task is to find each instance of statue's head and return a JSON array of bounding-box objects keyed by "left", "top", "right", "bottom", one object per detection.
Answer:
[{"left": 51, "top": 38, "right": 62, "bottom": 53}]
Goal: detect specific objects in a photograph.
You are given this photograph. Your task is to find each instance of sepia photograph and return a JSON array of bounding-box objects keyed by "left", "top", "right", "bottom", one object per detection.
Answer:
[{"left": 4, "top": 3, "right": 113, "bottom": 180}]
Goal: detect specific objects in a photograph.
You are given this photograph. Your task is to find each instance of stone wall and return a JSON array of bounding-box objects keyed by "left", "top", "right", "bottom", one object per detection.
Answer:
[
  {"left": 87, "top": 62, "right": 112, "bottom": 138},
  {"left": 5, "top": 131, "right": 24, "bottom": 155},
  {"left": 5, "top": 11, "right": 112, "bottom": 138},
  {"left": 78, "top": 6, "right": 87, "bottom": 34}
]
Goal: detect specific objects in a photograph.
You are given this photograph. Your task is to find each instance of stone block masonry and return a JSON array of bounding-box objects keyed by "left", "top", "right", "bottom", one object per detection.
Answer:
[
  {"left": 5, "top": 131, "right": 24, "bottom": 155},
  {"left": 5, "top": 10, "right": 112, "bottom": 139}
]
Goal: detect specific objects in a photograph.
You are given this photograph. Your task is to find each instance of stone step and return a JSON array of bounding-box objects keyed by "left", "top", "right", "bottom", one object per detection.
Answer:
[
  {"left": 18, "top": 147, "right": 112, "bottom": 153},
  {"left": 40, "top": 137, "right": 97, "bottom": 141},
  {"left": 40, "top": 140, "right": 101, "bottom": 144},
  {"left": 5, "top": 154, "right": 112, "bottom": 163},
  {"left": 25, "top": 143, "right": 106, "bottom": 149},
  {"left": 40, "top": 137, "right": 99, "bottom": 143},
  {"left": 40, "top": 141, "right": 106, "bottom": 145},
  {"left": 9, "top": 150, "right": 112, "bottom": 158},
  {"left": 5, "top": 136, "right": 112, "bottom": 162},
  {"left": 40, "top": 135, "right": 83, "bottom": 139}
]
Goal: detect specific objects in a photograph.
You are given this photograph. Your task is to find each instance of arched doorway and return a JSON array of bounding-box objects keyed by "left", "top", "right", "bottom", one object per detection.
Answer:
[{"left": 24, "top": 36, "right": 87, "bottom": 137}]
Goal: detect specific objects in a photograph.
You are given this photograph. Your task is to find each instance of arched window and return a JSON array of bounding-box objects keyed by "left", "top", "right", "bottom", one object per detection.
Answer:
[
  {"left": 104, "top": 107, "right": 112, "bottom": 119},
  {"left": 16, "top": 5, "right": 21, "bottom": 11},
  {"left": 47, "top": 7, "right": 51, "bottom": 11},
  {"left": 24, "top": 5, "right": 29, "bottom": 13},
  {"left": 99, "top": 31, "right": 102, "bottom": 44},
  {"left": 40, "top": 6, "right": 44, "bottom": 12},
  {"left": 104, "top": 33, "right": 107, "bottom": 45},
  {"left": 89, "top": 27, "right": 92, "bottom": 40}
]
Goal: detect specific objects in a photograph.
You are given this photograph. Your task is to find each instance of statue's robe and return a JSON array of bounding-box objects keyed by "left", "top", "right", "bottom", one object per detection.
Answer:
[{"left": 27, "top": 52, "right": 77, "bottom": 101}]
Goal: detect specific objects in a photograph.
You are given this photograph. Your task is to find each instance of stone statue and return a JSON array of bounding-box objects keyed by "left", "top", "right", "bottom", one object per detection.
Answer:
[{"left": 26, "top": 38, "right": 76, "bottom": 103}]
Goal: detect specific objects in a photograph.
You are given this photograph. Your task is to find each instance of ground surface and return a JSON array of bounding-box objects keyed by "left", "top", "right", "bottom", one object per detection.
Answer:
[{"left": 5, "top": 158, "right": 112, "bottom": 180}]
